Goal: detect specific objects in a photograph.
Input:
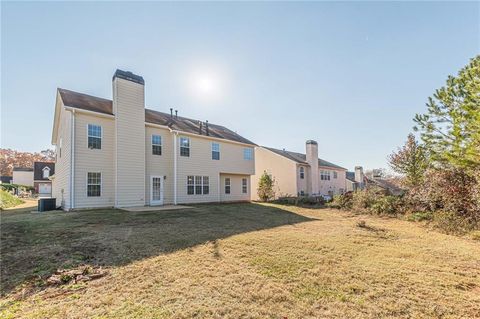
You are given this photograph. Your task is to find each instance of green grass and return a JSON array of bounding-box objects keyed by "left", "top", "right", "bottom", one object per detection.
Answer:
[
  {"left": 0, "top": 190, "right": 24, "bottom": 210},
  {"left": 1, "top": 203, "right": 479, "bottom": 318}
]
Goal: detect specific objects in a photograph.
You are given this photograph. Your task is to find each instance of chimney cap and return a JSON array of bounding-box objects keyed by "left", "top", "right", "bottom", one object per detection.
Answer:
[
  {"left": 113, "top": 69, "right": 145, "bottom": 85},
  {"left": 306, "top": 140, "right": 318, "bottom": 145}
]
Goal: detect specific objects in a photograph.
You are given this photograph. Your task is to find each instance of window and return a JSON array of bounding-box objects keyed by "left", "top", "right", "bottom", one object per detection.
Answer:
[
  {"left": 87, "top": 172, "right": 101, "bottom": 197},
  {"left": 59, "top": 138, "right": 62, "bottom": 158},
  {"left": 180, "top": 137, "right": 190, "bottom": 157},
  {"left": 42, "top": 167, "right": 50, "bottom": 178},
  {"left": 212, "top": 143, "right": 220, "bottom": 160},
  {"left": 187, "top": 176, "right": 194, "bottom": 195},
  {"left": 300, "top": 191, "right": 305, "bottom": 196},
  {"left": 187, "top": 175, "right": 209, "bottom": 195},
  {"left": 152, "top": 135, "right": 162, "bottom": 155},
  {"left": 300, "top": 167, "right": 305, "bottom": 179},
  {"left": 225, "top": 178, "right": 231, "bottom": 194},
  {"left": 203, "top": 176, "right": 209, "bottom": 195},
  {"left": 320, "top": 170, "right": 331, "bottom": 181},
  {"left": 333, "top": 171, "right": 338, "bottom": 179},
  {"left": 88, "top": 124, "right": 102, "bottom": 149},
  {"left": 195, "top": 176, "right": 202, "bottom": 195},
  {"left": 242, "top": 178, "right": 248, "bottom": 194},
  {"left": 243, "top": 148, "right": 253, "bottom": 160}
]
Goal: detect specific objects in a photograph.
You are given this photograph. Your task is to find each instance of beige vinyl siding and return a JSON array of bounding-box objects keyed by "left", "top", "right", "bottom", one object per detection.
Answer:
[
  {"left": 220, "top": 174, "right": 251, "bottom": 202},
  {"left": 175, "top": 134, "right": 255, "bottom": 204},
  {"left": 296, "top": 164, "right": 309, "bottom": 195},
  {"left": 251, "top": 147, "right": 298, "bottom": 200},
  {"left": 12, "top": 171, "right": 34, "bottom": 187},
  {"left": 113, "top": 78, "right": 146, "bottom": 207},
  {"left": 145, "top": 126, "right": 174, "bottom": 205},
  {"left": 73, "top": 113, "right": 115, "bottom": 208},
  {"left": 52, "top": 104, "right": 71, "bottom": 209},
  {"left": 319, "top": 168, "right": 347, "bottom": 196}
]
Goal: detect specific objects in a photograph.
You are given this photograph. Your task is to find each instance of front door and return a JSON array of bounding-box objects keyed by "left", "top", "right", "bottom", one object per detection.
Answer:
[{"left": 150, "top": 176, "right": 164, "bottom": 205}]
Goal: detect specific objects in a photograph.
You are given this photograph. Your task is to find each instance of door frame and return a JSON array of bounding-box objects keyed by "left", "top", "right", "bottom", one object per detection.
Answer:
[{"left": 150, "top": 175, "right": 164, "bottom": 206}]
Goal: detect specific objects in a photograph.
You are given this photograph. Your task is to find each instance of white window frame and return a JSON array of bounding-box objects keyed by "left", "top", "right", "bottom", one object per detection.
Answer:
[
  {"left": 86, "top": 172, "right": 102, "bottom": 197},
  {"left": 225, "top": 177, "right": 231, "bottom": 194},
  {"left": 152, "top": 134, "right": 162, "bottom": 155},
  {"left": 333, "top": 171, "right": 338, "bottom": 179},
  {"left": 212, "top": 142, "right": 220, "bottom": 160},
  {"left": 320, "top": 170, "right": 331, "bottom": 181},
  {"left": 243, "top": 148, "right": 253, "bottom": 160},
  {"left": 180, "top": 137, "right": 190, "bottom": 157},
  {"left": 87, "top": 124, "right": 102, "bottom": 150},
  {"left": 299, "top": 167, "right": 305, "bottom": 179},
  {"left": 187, "top": 175, "right": 209, "bottom": 195},
  {"left": 42, "top": 167, "right": 50, "bottom": 179},
  {"left": 242, "top": 178, "right": 248, "bottom": 194}
]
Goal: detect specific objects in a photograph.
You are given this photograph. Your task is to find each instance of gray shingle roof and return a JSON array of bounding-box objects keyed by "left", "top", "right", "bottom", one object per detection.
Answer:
[
  {"left": 264, "top": 147, "right": 346, "bottom": 170},
  {"left": 58, "top": 88, "right": 255, "bottom": 146},
  {"left": 346, "top": 171, "right": 356, "bottom": 182}
]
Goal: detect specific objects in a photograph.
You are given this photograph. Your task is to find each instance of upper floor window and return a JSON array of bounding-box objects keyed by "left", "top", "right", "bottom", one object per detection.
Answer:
[
  {"left": 42, "top": 167, "right": 50, "bottom": 179},
  {"left": 59, "top": 138, "right": 62, "bottom": 158},
  {"left": 187, "top": 175, "right": 209, "bottom": 195},
  {"left": 87, "top": 172, "right": 101, "bottom": 197},
  {"left": 88, "top": 124, "right": 102, "bottom": 149},
  {"left": 333, "top": 171, "right": 338, "bottom": 179},
  {"left": 225, "top": 178, "right": 231, "bottom": 194},
  {"left": 152, "top": 135, "right": 162, "bottom": 155},
  {"left": 320, "top": 170, "right": 331, "bottom": 181},
  {"left": 243, "top": 148, "right": 253, "bottom": 160},
  {"left": 300, "top": 167, "right": 305, "bottom": 179},
  {"left": 180, "top": 137, "right": 190, "bottom": 157},
  {"left": 242, "top": 178, "right": 248, "bottom": 194},
  {"left": 212, "top": 143, "right": 220, "bottom": 160}
]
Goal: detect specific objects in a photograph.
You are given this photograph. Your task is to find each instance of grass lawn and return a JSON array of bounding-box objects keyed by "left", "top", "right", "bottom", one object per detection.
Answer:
[{"left": 1, "top": 203, "right": 479, "bottom": 318}]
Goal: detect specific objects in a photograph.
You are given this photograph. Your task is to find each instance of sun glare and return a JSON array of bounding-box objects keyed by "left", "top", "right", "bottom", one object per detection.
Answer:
[{"left": 187, "top": 66, "right": 227, "bottom": 103}]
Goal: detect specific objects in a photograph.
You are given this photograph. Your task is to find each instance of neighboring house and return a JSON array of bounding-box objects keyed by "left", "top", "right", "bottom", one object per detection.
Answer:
[
  {"left": 51, "top": 69, "right": 255, "bottom": 210},
  {"left": 12, "top": 167, "right": 34, "bottom": 186},
  {"left": 252, "top": 140, "right": 347, "bottom": 199},
  {"left": 33, "top": 162, "right": 55, "bottom": 196},
  {"left": 345, "top": 166, "right": 365, "bottom": 192},
  {"left": 365, "top": 176, "right": 404, "bottom": 196},
  {"left": 0, "top": 176, "right": 13, "bottom": 184}
]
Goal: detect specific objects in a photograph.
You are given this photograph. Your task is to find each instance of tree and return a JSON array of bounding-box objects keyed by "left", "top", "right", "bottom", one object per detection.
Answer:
[
  {"left": 257, "top": 171, "right": 275, "bottom": 202},
  {"left": 388, "top": 134, "right": 428, "bottom": 187},
  {"left": 414, "top": 55, "right": 480, "bottom": 170}
]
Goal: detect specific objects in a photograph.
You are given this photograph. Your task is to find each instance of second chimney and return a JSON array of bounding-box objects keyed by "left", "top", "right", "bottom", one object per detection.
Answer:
[{"left": 306, "top": 140, "right": 319, "bottom": 195}]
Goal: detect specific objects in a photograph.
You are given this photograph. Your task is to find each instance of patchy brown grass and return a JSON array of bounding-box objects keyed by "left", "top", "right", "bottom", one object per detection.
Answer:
[{"left": 1, "top": 203, "right": 479, "bottom": 318}]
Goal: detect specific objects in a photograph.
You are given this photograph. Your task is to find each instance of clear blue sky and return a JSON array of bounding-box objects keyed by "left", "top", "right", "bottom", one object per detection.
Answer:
[{"left": 2, "top": 1, "right": 478, "bottom": 171}]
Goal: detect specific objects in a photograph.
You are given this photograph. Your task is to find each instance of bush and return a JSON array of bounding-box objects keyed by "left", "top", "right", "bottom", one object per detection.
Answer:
[
  {"left": 433, "top": 210, "right": 479, "bottom": 235},
  {"left": 370, "top": 195, "right": 404, "bottom": 216},
  {"left": 406, "top": 211, "right": 433, "bottom": 222},
  {"left": 0, "top": 190, "right": 24, "bottom": 210},
  {"left": 330, "top": 192, "right": 353, "bottom": 209}
]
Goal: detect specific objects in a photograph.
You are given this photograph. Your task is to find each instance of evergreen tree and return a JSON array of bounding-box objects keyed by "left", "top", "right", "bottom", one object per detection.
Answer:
[{"left": 257, "top": 171, "right": 275, "bottom": 202}]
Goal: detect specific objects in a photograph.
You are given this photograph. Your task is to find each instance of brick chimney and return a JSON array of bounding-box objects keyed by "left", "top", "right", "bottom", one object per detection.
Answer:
[{"left": 306, "top": 140, "right": 319, "bottom": 195}]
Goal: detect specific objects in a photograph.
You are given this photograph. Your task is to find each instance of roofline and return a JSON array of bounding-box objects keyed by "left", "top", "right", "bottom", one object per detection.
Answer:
[
  {"left": 261, "top": 146, "right": 347, "bottom": 170},
  {"left": 259, "top": 146, "right": 302, "bottom": 164},
  {"left": 146, "top": 122, "right": 256, "bottom": 147}
]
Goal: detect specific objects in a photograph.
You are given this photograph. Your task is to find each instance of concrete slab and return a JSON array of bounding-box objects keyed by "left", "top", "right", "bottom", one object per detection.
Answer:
[{"left": 122, "top": 205, "right": 194, "bottom": 212}]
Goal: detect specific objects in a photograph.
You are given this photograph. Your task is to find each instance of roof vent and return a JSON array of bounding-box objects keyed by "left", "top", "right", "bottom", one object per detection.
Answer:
[
  {"left": 175, "top": 110, "right": 178, "bottom": 119},
  {"left": 170, "top": 108, "right": 173, "bottom": 118},
  {"left": 198, "top": 121, "right": 203, "bottom": 135},
  {"left": 206, "top": 120, "right": 209, "bottom": 136}
]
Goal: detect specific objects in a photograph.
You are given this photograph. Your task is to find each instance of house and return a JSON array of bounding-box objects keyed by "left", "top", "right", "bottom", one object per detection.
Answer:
[
  {"left": 251, "top": 140, "right": 347, "bottom": 199},
  {"left": 345, "top": 166, "right": 365, "bottom": 192},
  {"left": 51, "top": 70, "right": 256, "bottom": 210},
  {"left": 12, "top": 167, "right": 34, "bottom": 186},
  {"left": 34, "top": 162, "right": 55, "bottom": 196}
]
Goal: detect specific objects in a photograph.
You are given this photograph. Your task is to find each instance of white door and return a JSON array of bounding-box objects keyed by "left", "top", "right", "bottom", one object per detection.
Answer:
[{"left": 150, "top": 176, "right": 164, "bottom": 205}]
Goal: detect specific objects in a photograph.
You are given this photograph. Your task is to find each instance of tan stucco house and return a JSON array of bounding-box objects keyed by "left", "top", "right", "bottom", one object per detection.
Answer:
[
  {"left": 251, "top": 141, "right": 348, "bottom": 199},
  {"left": 51, "top": 70, "right": 255, "bottom": 210}
]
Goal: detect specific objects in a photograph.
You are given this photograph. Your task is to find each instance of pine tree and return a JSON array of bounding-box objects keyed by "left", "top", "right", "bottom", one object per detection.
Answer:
[
  {"left": 414, "top": 55, "right": 480, "bottom": 170},
  {"left": 257, "top": 171, "right": 275, "bottom": 202}
]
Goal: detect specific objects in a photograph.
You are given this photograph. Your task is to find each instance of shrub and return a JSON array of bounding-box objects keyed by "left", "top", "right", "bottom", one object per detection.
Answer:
[
  {"left": 370, "top": 195, "right": 403, "bottom": 216},
  {"left": 0, "top": 190, "right": 24, "bottom": 210},
  {"left": 433, "top": 210, "right": 479, "bottom": 235},
  {"left": 330, "top": 192, "right": 353, "bottom": 209},
  {"left": 257, "top": 171, "right": 276, "bottom": 202},
  {"left": 406, "top": 211, "right": 433, "bottom": 222}
]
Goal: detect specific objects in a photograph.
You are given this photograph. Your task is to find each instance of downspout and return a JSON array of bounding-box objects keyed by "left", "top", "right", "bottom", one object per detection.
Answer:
[
  {"left": 169, "top": 128, "right": 178, "bottom": 205},
  {"left": 69, "top": 109, "right": 76, "bottom": 210}
]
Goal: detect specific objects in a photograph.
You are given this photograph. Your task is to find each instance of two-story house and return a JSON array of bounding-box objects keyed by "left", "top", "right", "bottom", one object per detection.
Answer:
[
  {"left": 251, "top": 140, "right": 348, "bottom": 199},
  {"left": 51, "top": 70, "right": 255, "bottom": 210}
]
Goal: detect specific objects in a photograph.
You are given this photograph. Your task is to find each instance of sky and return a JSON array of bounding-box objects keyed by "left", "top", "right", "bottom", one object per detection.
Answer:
[{"left": 1, "top": 1, "right": 479, "bottom": 171}]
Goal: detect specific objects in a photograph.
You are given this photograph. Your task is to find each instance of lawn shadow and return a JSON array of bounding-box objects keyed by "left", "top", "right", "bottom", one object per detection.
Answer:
[{"left": 1, "top": 203, "right": 313, "bottom": 295}]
